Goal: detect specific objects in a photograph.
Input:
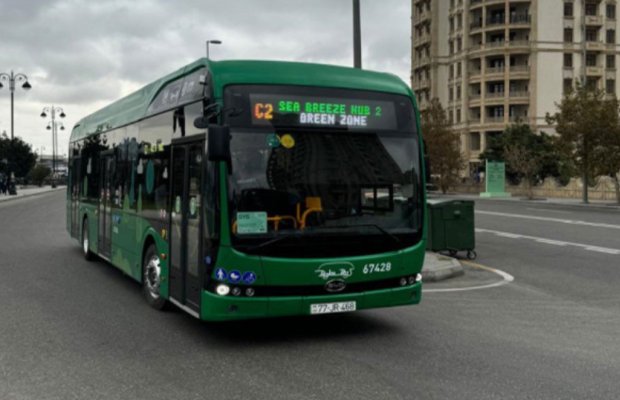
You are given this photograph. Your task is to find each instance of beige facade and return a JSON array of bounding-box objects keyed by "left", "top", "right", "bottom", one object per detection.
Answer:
[{"left": 411, "top": 0, "right": 620, "bottom": 175}]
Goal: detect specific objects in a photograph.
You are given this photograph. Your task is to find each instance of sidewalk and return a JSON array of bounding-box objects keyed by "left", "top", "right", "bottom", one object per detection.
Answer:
[
  {"left": 422, "top": 252, "right": 464, "bottom": 282},
  {"left": 0, "top": 185, "right": 64, "bottom": 204},
  {"left": 434, "top": 192, "right": 620, "bottom": 210}
]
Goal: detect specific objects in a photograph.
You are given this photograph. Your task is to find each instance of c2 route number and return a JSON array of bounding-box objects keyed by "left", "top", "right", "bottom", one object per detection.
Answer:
[{"left": 362, "top": 262, "right": 391, "bottom": 274}]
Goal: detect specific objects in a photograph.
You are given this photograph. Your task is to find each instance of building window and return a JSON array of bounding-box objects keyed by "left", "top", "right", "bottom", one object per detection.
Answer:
[
  {"left": 606, "top": 79, "right": 615, "bottom": 94},
  {"left": 607, "top": 54, "right": 616, "bottom": 69},
  {"left": 586, "top": 78, "right": 598, "bottom": 91},
  {"left": 607, "top": 29, "right": 615, "bottom": 44},
  {"left": 470, "top": 132, "right": 481, "bottom": 151},
  {"left": 564, "top": 2, "right": 573, "bottom": 17},
  {"left": 586, "top": 28, "right": 598, "bottom": 41},
  {"left": 457, "top": 62, "right": 462, "bottom": 77},
  {"left": 564, "top": 78, "right": 573, "bottom": 94},
  {"left": 456, "top": 108, "right": 461, "bottom": 123},
  {"left": 608, "top": 4, "right": 616, "bottom": 19},
  {"left": 585, "top": 3, "right": 598, "bottom": 16},
  {"left": 449, "top": 87, "right": 454, "bottom": 101},
  {"left": 586, "top": 53, "right": 597, "bottom": 66},
  {"left": 457, "top": 85, "right": 462, "bottom": 99},
  {"left": 564, "top": 53, "right": 573, "bottom": 67},
  {"left": 564, "top": 28, "right": 573, "bottom": 43}
]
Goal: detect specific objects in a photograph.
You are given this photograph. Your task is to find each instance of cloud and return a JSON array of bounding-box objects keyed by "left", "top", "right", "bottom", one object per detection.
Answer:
[{"left": 0, "top": 0, "right": 412, "bottom": 153}]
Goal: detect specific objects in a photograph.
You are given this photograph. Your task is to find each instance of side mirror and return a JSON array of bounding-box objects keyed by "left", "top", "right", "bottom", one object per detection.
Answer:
[
  {"left": 424, "top": 156, "right": 431, "bottom": 184},
  {"left": 207, "top": 125, "right": 231, "bottom": 162},
  {"left": 194, "top": 116, "right": 210, "bottom": 129}
]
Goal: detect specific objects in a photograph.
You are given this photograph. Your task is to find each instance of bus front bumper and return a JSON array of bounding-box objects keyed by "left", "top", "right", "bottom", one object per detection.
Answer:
[{"left": 199, "top": 282, "right": 422, "bottom": 321}]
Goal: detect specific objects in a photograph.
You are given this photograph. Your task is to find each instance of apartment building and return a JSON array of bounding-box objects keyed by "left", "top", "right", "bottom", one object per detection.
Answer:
[{"left": 412, "top": 0, "right": 620, "bottom": 175}]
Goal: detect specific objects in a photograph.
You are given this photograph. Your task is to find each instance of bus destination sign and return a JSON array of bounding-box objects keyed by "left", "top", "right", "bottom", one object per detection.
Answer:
[{"left": 249, "top": 94, "right": 398, "bottom": 130}]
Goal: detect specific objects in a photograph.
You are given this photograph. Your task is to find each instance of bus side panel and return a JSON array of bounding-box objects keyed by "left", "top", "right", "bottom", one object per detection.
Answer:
[{"left": 110, "top": 209, "right": 141, "bottom": 281}]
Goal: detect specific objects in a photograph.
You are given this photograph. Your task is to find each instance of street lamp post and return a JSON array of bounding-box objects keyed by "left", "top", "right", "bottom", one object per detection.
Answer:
[
  {"left": 41, "top": 106, "right": 66, "bottom": 187},
  {"left": 0, "top": 70, "right": 32, "bottom": 140},
  {"left": 206, "top": 39, "right": 222, "bottom": 59}
]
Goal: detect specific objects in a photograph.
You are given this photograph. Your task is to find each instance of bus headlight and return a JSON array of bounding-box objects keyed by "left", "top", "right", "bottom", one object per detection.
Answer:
[{"left": 216, "top": 284, "right": 230, "bottom": 296}]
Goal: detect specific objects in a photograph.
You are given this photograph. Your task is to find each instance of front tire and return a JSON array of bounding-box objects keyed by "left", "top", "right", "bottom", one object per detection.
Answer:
[
  {"left": 82, "top": 218, "right": 95, "bottom": 261},
  {"left": 143, "top": 245, "right": 167, "bottom": 310}
]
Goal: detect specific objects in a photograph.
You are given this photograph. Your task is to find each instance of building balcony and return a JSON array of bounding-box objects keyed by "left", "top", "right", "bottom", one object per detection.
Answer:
[
  {"left": 509, "top": 13, "right": 531, "bottom": 25},
  {"left": 585, "top": 15, "right": 604, "bottom": 26},
  {"left": 470, "top": 0, "right": 483, "bottom": 10},
  {"left": 509, "top": 91, "right": 530, "bottom": 104},
  {"left": 508, "top": 40, "right": 530, "bottom": 50},
  {"left": 509, "top": 65, "right": 530, "bottom": 76},
  {"left": 485, "top": 65, "right": 505, "bottom": 78},
  {"left": 486, "top": 91, "right": 506, "bottom": 99},
  {"left": 485, "top": 116, "right": 505, "bottom": 124},
  {"left": 509, "top": 115, "right": 529, "bottom": 123},
  {"left": 586, "top": 66, "right": 604, "bottom": 75},
  {"left": 416, "top": 34, "right": 431, "bottom": 46},
  {"left": 586, "top": 41, "right": 606, "bottom": 51}
]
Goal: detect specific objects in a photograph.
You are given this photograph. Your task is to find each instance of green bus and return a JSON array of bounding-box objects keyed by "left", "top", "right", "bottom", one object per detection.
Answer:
[{"left": 68, "top": 59, "right": 426, "bottom": 321}]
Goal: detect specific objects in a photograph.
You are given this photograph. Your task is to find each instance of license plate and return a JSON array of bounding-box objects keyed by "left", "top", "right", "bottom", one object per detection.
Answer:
[{"left": 310, "top": 301, "right": 357, "bottom": 315}]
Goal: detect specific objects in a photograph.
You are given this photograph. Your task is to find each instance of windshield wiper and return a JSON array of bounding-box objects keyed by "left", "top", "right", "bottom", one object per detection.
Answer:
[
  {"left": 312, "top": 224, "right": 401, "bottom": 244},
  {"left": 243, "top": 232, "right": 302, "bottom": 251}
]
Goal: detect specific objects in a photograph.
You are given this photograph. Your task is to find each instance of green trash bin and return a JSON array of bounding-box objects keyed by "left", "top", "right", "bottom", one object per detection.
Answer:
[{"left": 426, "top": 199, "right": 476, "bottom": 259}]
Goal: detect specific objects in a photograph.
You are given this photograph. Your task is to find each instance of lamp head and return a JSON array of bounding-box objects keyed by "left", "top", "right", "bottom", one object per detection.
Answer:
[
  {"left": 40, "top": 112, "right": 47, "bottom": 118},
  {"left": 59, "top": 112, "right": 66, "bottom": 118},
  {"left": 46, "top": 125, "right": 51, "bottom": 130},
  {"left": 22, "top": 81, "right": 32, "bottom": 90}
]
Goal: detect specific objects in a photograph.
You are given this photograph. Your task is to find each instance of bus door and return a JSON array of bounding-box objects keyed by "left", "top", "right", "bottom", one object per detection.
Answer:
[
  {"left": 169, "top": 137, "right": 204, "bottom": 312},
  {"left": 98, "top": 152, "right": 114, "bottom": 259},
  {"left": 70, "top": 157, "right": 81, "bottom": 238}
]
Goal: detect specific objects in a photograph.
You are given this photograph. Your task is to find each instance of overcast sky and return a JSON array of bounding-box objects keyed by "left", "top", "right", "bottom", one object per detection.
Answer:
[{"left": 0, "top": 0, "right": 411, "bottom": 156}]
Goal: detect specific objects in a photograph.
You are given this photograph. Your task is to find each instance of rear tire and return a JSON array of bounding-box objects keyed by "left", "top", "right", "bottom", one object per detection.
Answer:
[
  {"left": 82, "top": 218, "right": 95, "bottom": 261},
  {"left": 142, "top": 245, "right": 167, "bottom": 310}
]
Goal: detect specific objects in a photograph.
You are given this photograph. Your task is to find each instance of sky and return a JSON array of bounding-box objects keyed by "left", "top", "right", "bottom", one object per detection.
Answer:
[{"left": 0, "top": 0, "right": 411, "bottom": 157}]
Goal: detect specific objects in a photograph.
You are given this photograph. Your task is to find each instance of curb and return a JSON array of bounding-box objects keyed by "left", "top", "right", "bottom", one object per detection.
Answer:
[
  {"left": 0, "top": 187, "right": 64, "bottom": 205},
  {"left": 421, "top": 253, "right": 465, "bottom": 282}
]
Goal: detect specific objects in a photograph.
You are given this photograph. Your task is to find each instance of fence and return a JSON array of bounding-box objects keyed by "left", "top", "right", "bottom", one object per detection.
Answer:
[{"left": 454, "top": 176, "right": 619, "bottom": 201}]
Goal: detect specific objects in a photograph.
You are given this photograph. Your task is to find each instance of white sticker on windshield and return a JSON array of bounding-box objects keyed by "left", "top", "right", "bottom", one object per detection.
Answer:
[{"left": 237, "top": 212, "right": 268, "bottom": 234}]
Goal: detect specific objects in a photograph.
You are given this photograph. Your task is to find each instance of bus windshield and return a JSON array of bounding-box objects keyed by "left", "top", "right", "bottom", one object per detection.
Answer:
[{"left": 224, "top": 86, "right": 423, "bottom": 257}]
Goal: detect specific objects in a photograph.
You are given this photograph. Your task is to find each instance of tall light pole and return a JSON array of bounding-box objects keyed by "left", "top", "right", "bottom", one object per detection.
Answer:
[
  {"left": 41, "top": 106, "right": 66, "bottom": 187},
  {"left": 206, "top": 39, "right": 222, "bottom": 59},
  {"left": 353, "top": 0, "right": 362, "bottom": 69},
  {"left": 0, "top": 70, "right": 32, "bottom": 140}
]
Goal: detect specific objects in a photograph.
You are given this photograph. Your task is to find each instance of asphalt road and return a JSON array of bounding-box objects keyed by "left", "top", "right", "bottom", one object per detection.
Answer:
[{"left": 1, "top": 191, "right": 619, "bottom": 400}]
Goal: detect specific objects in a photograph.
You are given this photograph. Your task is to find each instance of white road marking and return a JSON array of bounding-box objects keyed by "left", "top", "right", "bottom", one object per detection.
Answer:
[
  {"left": 476, "top": 228, "right": 620, "bottom": 255},
  {"left": 476, "top": 210, "right": 620, "bottom": 230},
  {"left": 425, "top": 262, "right": 514, "bottom": 293},
  {"left": 526, "top": 207, "right": 570, "bottom": 214}
]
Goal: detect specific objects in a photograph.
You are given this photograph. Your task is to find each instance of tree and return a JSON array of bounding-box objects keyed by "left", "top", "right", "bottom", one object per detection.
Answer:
[
  {"left": 503, "top": 143, "right": 540, "bottom": 199},
  {"left": 593, "top": 114, "right": 620, "bottom": 204},
  {"left": 0, "top": 136, "right": 37, "bottom": 179},
  {"left": 29, "top": 164, "right": 52, "bottom": 187},
  {"left": 421, "top": 98, "right": 464, "bottom": 193},
  {"left": 481, "top": 123, "right": 571, "bottom": 186},
  {"left": 546, "top": 82, "right": 619, "bottom": 203}
]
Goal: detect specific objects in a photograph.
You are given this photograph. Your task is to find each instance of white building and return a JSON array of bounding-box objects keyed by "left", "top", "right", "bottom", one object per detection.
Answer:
[{"left": 412, "top": 0, "right": 620, "bottom": 175}]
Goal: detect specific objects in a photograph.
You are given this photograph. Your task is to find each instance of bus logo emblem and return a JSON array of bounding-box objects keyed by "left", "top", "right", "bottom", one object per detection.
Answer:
[
  {"left": 315, "top": 262, "right": 355, "bottom": 281},
  {"left": 325, "top": 279, "right": 347, "bottom": 293}
]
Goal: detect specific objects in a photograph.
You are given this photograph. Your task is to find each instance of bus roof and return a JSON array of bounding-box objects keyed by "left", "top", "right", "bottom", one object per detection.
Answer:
[{"left": 70, "top": 59, "right": 412, "bottom": 142}]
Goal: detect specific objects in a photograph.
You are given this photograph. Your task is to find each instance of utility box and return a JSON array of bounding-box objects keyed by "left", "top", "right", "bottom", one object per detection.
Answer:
[{"left": 426, "top": 199, "right": 476, "bottom": 259}]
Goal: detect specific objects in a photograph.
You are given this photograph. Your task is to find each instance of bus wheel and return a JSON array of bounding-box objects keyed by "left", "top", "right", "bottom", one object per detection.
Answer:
[
  {"left": 82, "top": 218, "right": 95, "bottom": 261},
  {"left": 143, "top": 245, "right": 167, "bottom": 310}
]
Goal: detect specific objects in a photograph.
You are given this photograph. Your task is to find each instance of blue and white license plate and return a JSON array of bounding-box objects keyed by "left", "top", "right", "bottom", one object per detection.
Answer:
[{"left": 310, "top": 301, "right": 356, "bottom": 315}]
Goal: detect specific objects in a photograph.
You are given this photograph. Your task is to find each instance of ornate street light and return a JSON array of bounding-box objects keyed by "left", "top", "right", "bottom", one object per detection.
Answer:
[
  {"left": 41, "top": 106, "right": 66, "bottom": 187},
  {"left": 0, "top": 70, "right": 32, "bottom": 140}
]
